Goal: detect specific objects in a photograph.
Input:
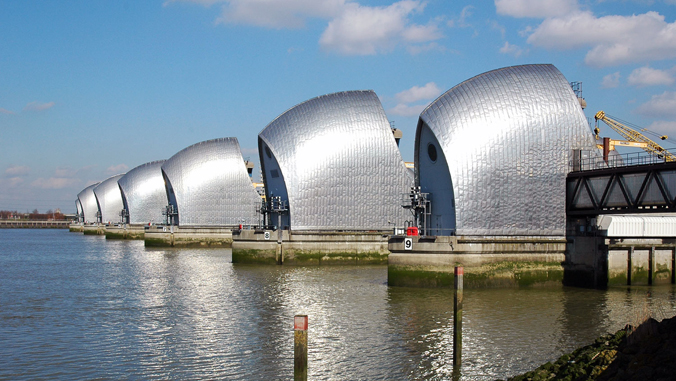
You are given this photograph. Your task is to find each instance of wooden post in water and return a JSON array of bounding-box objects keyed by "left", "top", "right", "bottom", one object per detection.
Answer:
[
  {"left": 649, "top": 246, "right": 655, "bottom": 286},
  {"left": 294, "top": 315, "right": 308, "bottom": 380},
  {"left": 277, "top": 213, "right": 284, "bottom": 265},
  {"left": 672, "top": 248, "right": 675, "bottom": 285},
  {"left": 453, "top": 266, "right": 463, "bottom": 370},
  {"left": 627, "top": 247, "right": 633, "bottom": 286}
]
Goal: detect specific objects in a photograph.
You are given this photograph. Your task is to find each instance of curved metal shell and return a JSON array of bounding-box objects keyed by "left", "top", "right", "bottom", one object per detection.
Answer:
[
  {"left": 259, "top": 90, "right": 413, "bottom": 231},
  {"left": 77, "top": 182, "right": 100, "bottom": 223},
  {"left": 93, "top": 174, "right": 125, "bottom": 224},
  {"left": 161, "top": 137, "right": 261, "bottom": 226},
  {"left": 75, "top": 199, "right": 83, "bottom": 221},
  {"left": 117, "top": 160, "right": 167, "bottom": 225},
  {"left": 416, "top": 64, "right": 597, "bottom": 236}
]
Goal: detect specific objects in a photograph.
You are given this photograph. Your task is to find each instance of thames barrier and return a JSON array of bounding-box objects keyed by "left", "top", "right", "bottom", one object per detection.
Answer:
[{"left": 67, "top": 64, "right": 676, "bottom": 289}]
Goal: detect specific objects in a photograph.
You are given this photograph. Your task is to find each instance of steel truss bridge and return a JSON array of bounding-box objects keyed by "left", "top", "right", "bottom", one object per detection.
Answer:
[{"left": 567, "top": 151, "right": 676, "bottom": 216}]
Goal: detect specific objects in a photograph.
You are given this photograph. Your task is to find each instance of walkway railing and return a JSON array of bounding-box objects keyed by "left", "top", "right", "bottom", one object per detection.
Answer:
[
  {"left": 0, "top": 220, "right": 72, "bottom": 228},
  {"left": 571, "top": 149, "right": 676, "bottom": 172}
]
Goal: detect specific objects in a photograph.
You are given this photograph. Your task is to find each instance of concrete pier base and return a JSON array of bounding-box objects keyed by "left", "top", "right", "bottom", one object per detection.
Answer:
[
  {"left": 69, "top": 223, "right": 84, "bottom": 232},
  {"left": 144, "top": 226, "right": 233, "bottom": 247},
  {"left": 566, "top": 237, "right": 676, "bottom": 288},
  {"left": 83, "top": 224, "right": 105, "bottom": 235},
  {"left": 232, "top": 229, "right": 390, "bottom": 265},
  {"left": 105, "top": 225, "right": 146, "bottom": 240},
  {"left": 387, "top": 235, "right": 566, "bottom": 288}
]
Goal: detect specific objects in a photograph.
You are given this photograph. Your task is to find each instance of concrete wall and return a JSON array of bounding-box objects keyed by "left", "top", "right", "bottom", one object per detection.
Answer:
[
  {"left": 232, "top": 229, "right": 390, "bottom": 265},
  {"left": 388, "top": 235, "right": 566, "bottom": 288},
  {"left": 144, "top": 226, "right": 234, "bottom": 247},
  {"left": 105, "top": 225, "right": 145, "bottom": 240},
  {"left": 565, "top": 231, "right": 676, "bottom": 288}
]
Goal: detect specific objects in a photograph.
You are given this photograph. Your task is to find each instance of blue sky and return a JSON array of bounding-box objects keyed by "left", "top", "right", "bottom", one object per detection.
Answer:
[{"left": 2, "top": 0, "right": 676, "bottom": 213}]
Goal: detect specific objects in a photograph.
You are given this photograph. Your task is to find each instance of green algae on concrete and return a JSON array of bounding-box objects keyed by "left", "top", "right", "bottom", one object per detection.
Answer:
[
  {"left": 631, "top": 266, "right": 650, "bottom": 285},
  {"left": 388, "top": 265, "right": 456, "bottom": 288},
  {"left": 232, "top": 248, "right": 387, "bottom": 265},
  {"left": 69, "top": 224, "right": 83, "bottom": 232},
  {"left": 287, "top": 250, "right": 387, "bottom": 265},
  {"left": 232, "top": 248, "right": 279, "bottom": 265},
  {"left": 654, "top": 263, "right": 672, "bottom": 284},
  {"left": 83, "top": 226, "right": 104, "bottom": 235},
  {"left": 173, "top": 237, "right": 232, "bottom": 247},
  {"left": 150, "top": 238, "right": 232, "bottom": 248},
  {"left": 608, "top": 272, "right": 629, "bottom": 287},
  {"left": 389, "top": 261, "right": 564, "bottom": 288},
  {"left": 105, "top": 229, "right": 144, "bottom": 240}
]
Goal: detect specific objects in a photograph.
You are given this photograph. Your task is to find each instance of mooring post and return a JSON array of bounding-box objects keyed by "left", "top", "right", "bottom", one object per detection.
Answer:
[
  {"left": 277, "top": 213, "right": 284, "bottom": 265},
  {"left": 453, "top": 266, "right": 463, "bottom": 371},
  {"left": 649, "top": 246, "right": 655, "bottom": 286},
  {"left": 672, "top": 248, "right": 675, "bottom": 285},
  {"left": 627, "top": 247, "right": 633, "bottom": 286},
  {"left": 294, "top": 315, "right": 308, "bottom": 380}
]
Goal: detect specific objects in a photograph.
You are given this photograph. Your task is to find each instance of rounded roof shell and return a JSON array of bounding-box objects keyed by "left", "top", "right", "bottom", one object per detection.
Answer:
[
  {"left": 259, "top": 90, "right": 413, "bottom": 231},
  {"left": 161, "top": 137, "right": 261, "bottom": 226},
  {"left": 117, "top": 160, "right": 167, "bottom": 225},
  {"left": 77, "top": 182, "right": 100, "bottom": 223},
  {"left": 416, "top": 64, "right": 597, "bottom": 236},
  {"left": 93, "top": 174, "right": 125, "bottom": 224}
]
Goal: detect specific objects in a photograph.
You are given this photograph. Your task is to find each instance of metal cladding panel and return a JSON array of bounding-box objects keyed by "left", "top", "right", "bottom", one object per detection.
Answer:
[
  {"left": 118, "top": 160, "right": 167, "bottom": 225},
  {"left": 259, "top": 90, "right": 413, "bottom": 231},
  {"left": 77, "top": 182, "right": 100, "bottom": 223},
  {"left": 418, "top": 64, "right": 598, "bottom": 236},
  {"left": 161, "top": 137, "right": 261, "bottom": 226},
  {"left": 75, "top": 199, "right": 83, "bottom": 216},
  {"left": 93, "top": 174, "right": 125, "bottom": 224}
]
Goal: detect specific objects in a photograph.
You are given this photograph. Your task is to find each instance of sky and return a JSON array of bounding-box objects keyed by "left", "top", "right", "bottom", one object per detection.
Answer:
[{"left": 1, "top": 0, "right": 676, "bottom": 214}]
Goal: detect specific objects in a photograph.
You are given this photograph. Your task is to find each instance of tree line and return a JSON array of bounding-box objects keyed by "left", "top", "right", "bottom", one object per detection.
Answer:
[{"left": 0, "top": 210, "right": 67, "bottom": 220}]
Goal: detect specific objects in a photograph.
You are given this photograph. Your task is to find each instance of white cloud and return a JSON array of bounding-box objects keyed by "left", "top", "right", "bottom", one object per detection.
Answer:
[
  {"left": 499, "top": 41, "right": 524, "bottom": 57},
  {"left": 647, "top": 120, "right": 676, "bottom": 135},
  {"left": 23, "top": 101, "right": 55, "bottom": 112},
  {"left": 396, "top": 82, "right": 441, "bottom": 104},
  {"left": 106, "top": 164, "right": 129, "bottom": 175},
  {"left": 448, "top": 5, "right": 474, "bottom": 28},
  {"left": 319, "top": 1, "right": 441, "bottom": 55},
  {"left": 527, "top": 11, "right": 676, "bottom": 67},
  {"left": 406, "top": 42, "right": 444, "bottom": 55},
  {"left": 55, "top": 167, "right": 77, "bottom": 177},
  {"left": 171, "top": 0, "right": 442, "bottom": 55},
  {"left": 401, "top": 22, "right": 443, "bottom": 43},
  {"left": 628, "top": 66, "right": 675, "bottom": 87},
  {"left": 491, "top": 20, "right": 507, "bottom": 39},
  {"left": 636, "top": 91, "right": 676, "bottom": 118},
  {"left": 31, "top": 177, "right": 78, "bottom": 189},
  {"left": 217, "top": 0, "right": 346, "bottom": 29},
  {"left": 601, "top": 72, "right": 621, "bottom": 88},
  {"left": 6, "top": 177, "right": 24, "bottom": 187},
  {"left": 0, "top": 108, "right": 15, "bottom": 115},
  {"left": 495, "top": 0, "right": 578, "bottom": 18},
  {"left": 388, "top": 103, "right": 427, "bottom": 117},
  {"left": 5, "top": 165, "right": 30, "bottom": 176}
]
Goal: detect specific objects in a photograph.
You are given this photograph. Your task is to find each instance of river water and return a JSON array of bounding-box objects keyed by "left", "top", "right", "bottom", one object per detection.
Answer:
[{"left": 1, "top": 229, "right": 675, "bottom": 380}]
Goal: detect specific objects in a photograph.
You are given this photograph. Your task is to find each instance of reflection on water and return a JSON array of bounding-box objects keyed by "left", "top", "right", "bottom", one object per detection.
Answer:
[{"left": 1, "top": 229, "right": 675, "bottom": 380}]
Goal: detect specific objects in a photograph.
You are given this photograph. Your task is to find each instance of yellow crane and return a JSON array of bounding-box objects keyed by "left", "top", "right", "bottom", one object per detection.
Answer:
[{"left": 594, "top": 111, "right": 676, "bottom": 162}]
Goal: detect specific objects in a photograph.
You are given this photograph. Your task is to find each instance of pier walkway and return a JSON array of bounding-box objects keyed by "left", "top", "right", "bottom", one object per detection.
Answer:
[
  {"left": 568, "top": 150, "right": 676, "bottom": 216},
  {"left": 0, "top": 220, "right": 71, "bottom": 229}
]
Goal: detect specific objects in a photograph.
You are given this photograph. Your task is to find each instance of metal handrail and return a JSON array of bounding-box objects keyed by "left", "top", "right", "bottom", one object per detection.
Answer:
[{"left": 571, "top": 148, "right": 676, "bottom": 172}]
